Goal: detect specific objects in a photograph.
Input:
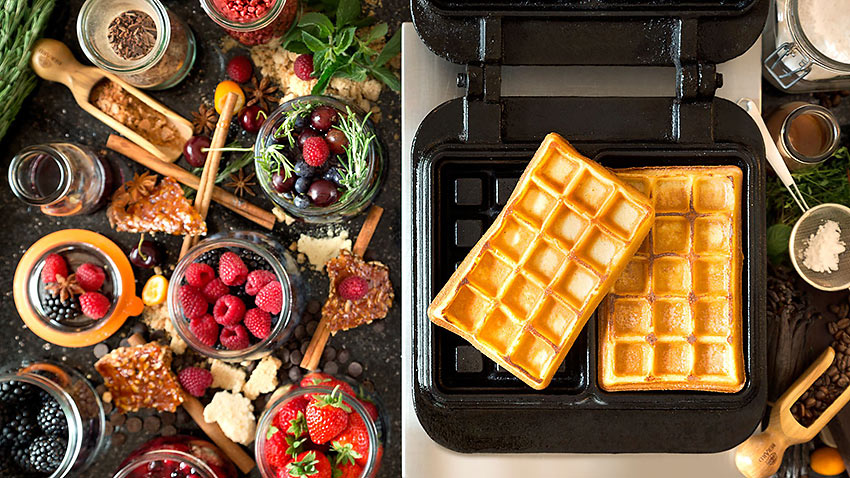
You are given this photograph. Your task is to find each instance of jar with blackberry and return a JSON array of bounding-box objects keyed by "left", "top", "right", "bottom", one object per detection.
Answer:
[
  {"left": 168, "top": 231, "right": 303, "bottom": 361},
  {"left": 200, "top": 0, "right": 297, "bottom": 46},
  {"left": 255, "top": 96, "right": 385, "bottom": 223},
  {"left": 0, "top": 362, "right": 107, "bottom": 477}
]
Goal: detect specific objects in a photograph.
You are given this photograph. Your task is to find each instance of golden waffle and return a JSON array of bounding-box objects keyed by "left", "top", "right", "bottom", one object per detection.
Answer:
[
  {"left": 428, "top": 133, "right": 655, "bottom": 390},
  {"left": 599, "top": 166, "right": 744, "bottom": 393}
]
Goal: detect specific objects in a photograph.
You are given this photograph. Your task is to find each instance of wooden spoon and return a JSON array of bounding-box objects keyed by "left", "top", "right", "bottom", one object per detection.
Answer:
[
  {"left": 29, "top": 38, "right": 192, "bottom": 162},
  {"left": 736, "top": 347, "right": 850, "bottom": 478}
]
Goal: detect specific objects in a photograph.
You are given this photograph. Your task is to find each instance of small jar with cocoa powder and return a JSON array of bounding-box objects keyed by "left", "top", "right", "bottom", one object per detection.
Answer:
[{"left": 77, "top": 0, "right": 196, "bottom": 90}]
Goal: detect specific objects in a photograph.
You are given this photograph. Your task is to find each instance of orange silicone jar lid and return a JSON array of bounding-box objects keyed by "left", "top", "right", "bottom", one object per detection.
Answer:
[{"left": 13, "top": 229, "right": 144, "bottom": 347}]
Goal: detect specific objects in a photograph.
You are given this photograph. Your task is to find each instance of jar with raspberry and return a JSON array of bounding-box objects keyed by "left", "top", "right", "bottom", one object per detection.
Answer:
[
  {"left": 200, "top": 0, "right": 298, "bottom": 46},
  {"left": 113, "top": 436, "right": 237, "bottom": 478}
]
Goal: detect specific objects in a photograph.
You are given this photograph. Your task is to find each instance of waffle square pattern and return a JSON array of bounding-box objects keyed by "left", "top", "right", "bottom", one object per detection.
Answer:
[
  {"left": 599, "top": 166, "right": 745, "bottom": 393},
  {"left": 428, "top": 133, "right": 654, "bottom": 390}
]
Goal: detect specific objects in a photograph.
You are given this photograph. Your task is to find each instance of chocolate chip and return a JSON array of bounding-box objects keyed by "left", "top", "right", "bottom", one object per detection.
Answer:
[
  {"left": 290, "top": 350, "right": 302, "bottom": 366},
  {"left": 288, "top": 341, "right": 298, "bottom": 351},
  {"left": 347, "top": 362, "right": 363, "bottom": 378},
  {"left": 323, "top": 362, "right": 339, "bottom": 375},
  {"left": 161, "top": 413, "right": 176, "bottom": 426},
  {"left": 110, "top": 413, "right": 126, "bottom": 427},
  {"left": 96, "top": 384, "right": 106, "bottom": 395},
  {"left": 112, "top": 432, "right": 126, "bottom": 446},
  {"left": 119, "top": 338, "right": 131, "bottom": 348},
  {"left": 288, "top": 367, "right": 302, "bottom": 382},
  {"left": 323, "top": 347, "right": 337, "bottom": 362},
  {"left": 337, "top": 349, "right": 350, "bottom": 364},
  {"left": 280, "top": 348, "right": 290, "bottom": 363},
  {"left": 306, "top": 321, "right": 318, "bottom": 335},
  {"left": 295, "top": 325, "right": 306, "bottom": 339},
  {"left": 300, "top": 342, "right": 309, "bottom": 355},
  {"left": 143, "top": 416, "right": 161, "bottom": 433},
  {"left": 161, "top": 425, "right": 177, "bottom": 436},
  {"left": 126, "top": 416, "right": 142, "bottom": 433},
  {"left": 307, "top": 301, "right": 321, "bottom": 314},
  {"left": 102, "top": 401, "right": 113, "bottom": 415},
  {"left": 93, "top": 343, "right": 110, "bottom": 359}
]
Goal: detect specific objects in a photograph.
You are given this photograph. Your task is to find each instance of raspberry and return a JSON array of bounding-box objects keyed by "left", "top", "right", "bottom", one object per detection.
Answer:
[
  {"left": 220, "top": 324, "right": 250, "bottom": 350},
  {"left": 79, "top": 292, "right": 110, "bottom": 319},
  {"left": 301, "top": 136, "right": 330, "bottom": 167},
  {"left": 189, "top": 314, "right": 219, "bottom": 347},
  {"left": 213, "top": 295, "right": 246, "bottom": 326},
  {"left": 293, "top": 54, "right": 315, "bottom": 81},
  {"left": 245, "top": 270, "right": 276, "bottom": 296},
  {"left": 178, "top": 367, "right": 213, "bottom": 397},
  {"left": 179, "top": 285, "right": 208, "bottom": 319},
  {"left": 255, "top": 281, "right": 283, "bottom": 314},
  {"left": 186, "top": 262, "right": 215, "bottom": 288},
  {"left": 202, "top": 278, "right": 229, "bottom": 303},
  {"left": 244, "top": 308, "right": 271, "bottom": 339},
  {"left": 41, "top": 254, "right": 68, "bottom": 283},
  {"left": 337, "top": 276, "right": 369, "bottom": 301},
  {"left": 226, "top": 55, "right": 253, "bottom": 83},
  {"left": 219, "top": 251, "right": 248, "bottom": 286},
  {"left": 75, "top": 263, "right": 105, "bottom": 292}
]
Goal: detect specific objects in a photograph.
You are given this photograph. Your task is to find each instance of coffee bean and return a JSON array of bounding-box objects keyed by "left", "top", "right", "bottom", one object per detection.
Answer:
[
  {"left": 805, "top": 397, "right": 817, "bottom": 407},
  {"left": 838, "top": 318, "right": 850, "bottom": 329}
]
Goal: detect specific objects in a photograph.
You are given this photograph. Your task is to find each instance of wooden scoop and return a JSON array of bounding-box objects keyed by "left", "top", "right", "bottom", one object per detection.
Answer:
[
  {"left": 736, "top": 347, "right": 850, "bottom": 478},
  {"left": 30, "top": 38, "right": 192, "bottom": 162}
]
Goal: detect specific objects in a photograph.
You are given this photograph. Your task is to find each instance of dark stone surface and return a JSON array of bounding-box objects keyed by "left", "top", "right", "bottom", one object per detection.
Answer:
[{"left": 0, "top": 1, "right": 409, "bottom": 476}]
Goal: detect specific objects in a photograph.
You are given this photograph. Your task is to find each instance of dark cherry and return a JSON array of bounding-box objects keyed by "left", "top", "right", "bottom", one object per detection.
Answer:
[
  {"left": 309, "top": 106, "right": 339, "bottom": 132},
  {"left": 183, "top": 136, "right": 211, "bottom": 168},
  {"left": 325, "top": 128, "right": 349, "bottom": 155},
  {"left": 307, "top": 179, "right": 340, "bottom": 207},
  {"left": 271, "top": 173, "right": 295, "bottom": 193},
  {"left": 129, "top": 240, "right": 163, "bottom": 268},
  {"left": 239, "top": 105, "right": 266, "bottom": 133},
  {"left": 297, "top": 129, "right": 321, "bottom": 149}
]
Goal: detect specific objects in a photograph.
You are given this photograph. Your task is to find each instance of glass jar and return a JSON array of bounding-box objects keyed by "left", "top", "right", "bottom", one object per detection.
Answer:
[
  {"left": 200, "top": 0, "right": 298, "bottom": 46},
  {"left": 0, "top": 361, "right": 107, "bottom": 477},
  {"left": 113, "top": 436, "right": 237, "bottom": 478},
  {"left": 255, "top": 96, "right": 385, "bottom": 224},
  {"left": 765, "top": 101, "right": 841, "bottom": 171},
  {"left": 763, "top": 0, "right": 850, "bottom": 92},
  {"left": 77, "top": 0, "right": 196, "bottom": 90},
  {"left": 255, "top": 380, "right": 388, "bottom": 478},
  {"left": 8, "top": 143, "right": 111, "bottom": 216},
  {"left": 168, "top": 231, "right": 303, "bottom": 362}
]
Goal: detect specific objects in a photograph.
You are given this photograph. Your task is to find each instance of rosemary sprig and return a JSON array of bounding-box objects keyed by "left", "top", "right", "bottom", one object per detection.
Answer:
[
  {"left": 274, "top": 101, "right": 315, "bottom": 148},
  {"left": 335, "top": 107, "right": 375, "bottom": 202},
  {"left": 256, "top": 138, "right": 296, "bottom": 179},
  {"left": 185, "top": 142, "right": 255, "bottom": 198}
]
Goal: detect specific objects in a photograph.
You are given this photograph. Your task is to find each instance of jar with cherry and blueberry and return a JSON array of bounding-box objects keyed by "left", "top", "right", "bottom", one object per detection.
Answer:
[
  {"left": 255, "top": 373, "right": 388, "bottom": 478},
  {"left": 168, "top": 231, "right": 303, "bottom": 362},
  {"left": 254, "top": 96, "right": 385, "bottom": 224},
  {"left": 199, "top": 0, "right": 297, "bottom": 46},
  {"left": 112, "top": 436, "right": 237, "bottom": 478},
  {"left": 0, "top": 361, "right": 107, "bottom": 477}
]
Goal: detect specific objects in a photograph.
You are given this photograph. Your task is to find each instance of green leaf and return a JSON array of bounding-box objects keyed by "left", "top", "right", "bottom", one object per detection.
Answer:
[
  {"left": 266, "top": 426, "right": 279, "bottom": 440},
  {"left": 363, "top": 23, "right": 388, "bottom": 43},
  {"left": 334, "top": 27, "right": 356, "bottom": 55},
  {"left": 299, "top": 12, "right": 335, "bottom": 37},
  {"left": 336, "top": 64, "right": 368, "bottom": 82},
  {"left": 335, "top": 0, "right": 361, "bottom": 28},
  {"left": 311, "top": 62, "right": 342, "bottom": 95},
  {"left": 767, "top": 223, "right": 792, "bottom": 265},
  {"left": 369, "top": 65, "right": 400, "bottom": 91},
  {"left": 302, "top": 31, "right": 329, "bottom": 53},
  {"left": 284, "top": 40, "right": 311, "bottom": 55},
  {"left": 372, "top": 29, "right": 400, "bottom": 67}
]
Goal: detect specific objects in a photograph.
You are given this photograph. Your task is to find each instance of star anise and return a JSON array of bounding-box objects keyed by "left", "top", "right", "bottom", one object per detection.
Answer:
[
  {"left": 226, "top": 169, "right": 256, "bottom": 197},
  {"left": 46, "top": 274, "right": 85, "bottom": 302},
  {"left": 125, "top": 172, "right": 158, "bottom": 203},
  {"left": 245, "top": 77, "right": 279, "bottom": 111},
  {"left": 192, "top": 103, "right": 218, "bottom": 136}
]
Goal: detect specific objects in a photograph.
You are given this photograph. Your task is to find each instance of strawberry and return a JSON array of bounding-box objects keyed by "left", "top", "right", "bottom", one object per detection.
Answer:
[
  {"left": 186, "top": 262, "right": 215, "bottom": 288},
  {"left": 220, "top": 324, "right": 250, "bottom": 350},
  {"left": 255, "top": 281, "right": 283, "bottom": 314},
  {"left": 334, "top": 461, "right": 363, "bottom": 478},
  {"left": 41, "top": 253, "right": 68, "bottom": 283},
  {"left": 189, "top": 314, "right": 219, "bottom": 347},
  {"left": 337, "top": 276, "right": 369, "bottom": 301},
  {"left": 293, "top": 54, "right": 315, "bottom": 81},
  {"left": 358, "top": 399, "right": 379, "bottom": 422},
  {"left": 244, "top": 308, "right": 272, "bottom": 339},
  {"left": 301, "top": 136, "right": 330, "bottom": 167},
  {"left": 286, "top": 451, "right": 332, "bottom": 478},
  {"left": 305, "top": 387, "right": 351, "bottom": 444},
  {"left": 79, "top": 292, "right": 110, "bottom": 319},
  {"left": 179, "top": 284, "right": 208, "bottom": 319},
  {"left": 213, "top": 295, "right": 246, "bottom": 326},
  {"left": 226, "top": 55, "right": 253, "bottom": 83},
  {"left": 300, "top": 373, "right": 355, "bottom": 397},
  {"left": 274, "top": 399, "right": 309, "bottom": 434},
  {"left": 265, "top": 429, "right": 298, "bottom": 470},
  {"left": 75, "top": 263, "right": 105, "bottom": 292},
  {"left": 245, "top": 269, "right": 277, "bottom": 295},
  {"left": 219, "top": 251, "right": 248, "bottom": 286},
  {"left": 332, "top": 413, "right": 370, "bottom": 467},
  {"left": 178, "top": 367, "right": 213, "bottom": 397},
  {"left": 202, "top": 277, "right": 229, "bottom": 303}
]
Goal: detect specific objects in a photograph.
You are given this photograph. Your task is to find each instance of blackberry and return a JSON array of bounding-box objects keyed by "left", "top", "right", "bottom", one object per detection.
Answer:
[
  {"left": 1, "top": 408, "right": 38, "bottom": 449},
  {"left": 37, "top": 399, "right": 67, "bottom": 438},
  {"left": 0, "top": 381, "right": 36, "bottom": 405},
  {"left": 196, "top": 250, "right": 222, "bottom": 269},
  {"left": 238, "top": 249, "right": 271, "bottom": 271},
  {"left": 41, "top": 293, "right": 81, "bottom": 322},
  {"left": 12, "top": 443, "right": 30, "bottom": 472},
  {"left": 27, "top": 436, "right": 65, "bottom": 474}
]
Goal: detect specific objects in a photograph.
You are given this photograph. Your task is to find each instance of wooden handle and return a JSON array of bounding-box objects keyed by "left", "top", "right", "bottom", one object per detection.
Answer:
[
  {"left": 30, "top": 38, "right": 82, "bottom": 85},
  {"left": 735, "top": 427, "right": 789, "bottom": 478}
]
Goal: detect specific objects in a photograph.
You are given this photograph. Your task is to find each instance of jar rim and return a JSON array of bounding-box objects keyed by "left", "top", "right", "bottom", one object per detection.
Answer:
[
  {"left": 787, "top": 0, "right": 850, "bottom": 72},
  {"left": 199, "top": 0, "right": 287, "bottom": 32},
  {"left": 112, "top": 449, "right": 218, "bottom": 478},
  {"left": 76, "top": 0, "right": 172, "bottom": 74},
  {"left": 8, "top": 144, "right": 72, "bottom": 206},
  {"left": 780, "top": 103, "right": 841, "bottom": 163}
]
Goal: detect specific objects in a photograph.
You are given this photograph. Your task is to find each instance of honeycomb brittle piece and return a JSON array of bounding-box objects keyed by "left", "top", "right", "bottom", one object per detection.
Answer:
[
  {"left": 323, "top": 250, "right": 394, "bottom": 334},
  {"left": 94, "top": 342, "right": 183, "bottom": 412},
  {"left": 107, "top": 174, "right": 206, "bottom": 236}
]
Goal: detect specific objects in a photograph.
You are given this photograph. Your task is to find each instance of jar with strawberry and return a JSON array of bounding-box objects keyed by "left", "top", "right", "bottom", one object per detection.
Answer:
[
  {"left": 200, "top": 0, "right": 298, "bottom": 46},
  {"left": 112, "top": 436, "right": 237, "bottom": 478},
  {"left": 256, "top": 373, "right": 388, "bottom": 478},
  {"left": 168, "top": 231, "right": 303, "bottom": 362}
]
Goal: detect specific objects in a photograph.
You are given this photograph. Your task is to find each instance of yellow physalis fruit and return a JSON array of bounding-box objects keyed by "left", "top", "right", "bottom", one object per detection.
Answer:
[
  {"left": 811, "top": 446, "right": 846, "bottom": 476},
  {"left": 214, "top": 80, "right": 246, "bottom": 114},
  {"left": 142, "top": 275, "right": 169, "bottom": 306}
]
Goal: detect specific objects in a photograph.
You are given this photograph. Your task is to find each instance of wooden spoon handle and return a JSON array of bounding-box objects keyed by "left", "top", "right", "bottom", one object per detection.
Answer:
[
  {"left": 735, "top": 427, "right": 789, "bottom": 478},
  {"left": 30, "top": 38, "right": 84, "bottom": 86}
]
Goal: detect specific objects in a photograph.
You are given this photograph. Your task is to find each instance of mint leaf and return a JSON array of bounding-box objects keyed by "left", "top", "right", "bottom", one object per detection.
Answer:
[
  {"left": 364, "top": 23, "right": 388, "bottom": 43},
  {"left": 302, "top": 31, "right": 328, "bottom": 53},
  {"left": 334, "top": 26, "right": 356, "bottom": 55},
  {"left": 299, "top": 12, "right": 334, "bottom": 37},
  {"left": 767, "top": 223, "right": 792, "bottom": 264},
  {"left": 369, "top": 65, "right": 399, "bottom": 91},
  {"left": 336, "top": 0, "right": 360, "bottom": 28},
  {"left": 373, "top": 28, "right": 400, "bottom": 67},
  {"left": 336, "top": 64, "right": 368, "bottom": 82}
]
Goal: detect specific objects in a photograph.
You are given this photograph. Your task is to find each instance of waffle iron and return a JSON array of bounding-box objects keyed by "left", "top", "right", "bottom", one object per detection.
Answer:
[{"left": 409, "top": 0, "right": 769, "bottom": 453}]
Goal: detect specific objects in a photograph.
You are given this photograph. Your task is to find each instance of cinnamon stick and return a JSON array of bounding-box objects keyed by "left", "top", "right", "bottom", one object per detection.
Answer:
[
  {"left": 106, "top": 135, "right": 275, "bottom": 230},
  {"left": 301, "top": 205, "right": 384, "bottom": 370}
]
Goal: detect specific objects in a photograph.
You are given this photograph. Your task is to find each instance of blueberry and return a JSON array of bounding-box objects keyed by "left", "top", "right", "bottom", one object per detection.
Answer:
[
  {"left": 293, "top": 194, "right": 311, "bottom": 208},
  {"left": 323, "top": 167, "right": 343, "bottom": 185},
  {"left": 294, "top": 177, "right": 312, "bottom": 195},
  {"left": 282, "top": 191, "right": 294, "bottom": 200},
  {"left": 294, "top": 159, "right": 315, "bottom": 178},
  {"left": 293, "top": 114, "right": 308, "bottom": 131}
]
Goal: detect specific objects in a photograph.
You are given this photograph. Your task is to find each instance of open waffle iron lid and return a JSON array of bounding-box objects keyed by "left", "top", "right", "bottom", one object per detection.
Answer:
[{"left": 410, "top": 0, "right": 770, "bottom": 455}]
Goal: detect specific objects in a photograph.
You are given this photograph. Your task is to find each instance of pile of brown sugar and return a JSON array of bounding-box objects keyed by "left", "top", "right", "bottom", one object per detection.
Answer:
[{"left": 89, "top": 78, "right": 182, "bottom": 149}]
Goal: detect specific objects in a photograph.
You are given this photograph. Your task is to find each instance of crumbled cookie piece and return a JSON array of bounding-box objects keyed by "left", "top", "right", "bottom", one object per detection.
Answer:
[
  {"left": 141, "top": 303, "right": 187, "bottom": 354},
  {"left": 242, "top": 355, "right": 281, "bottom": 400},
  {"left": 203, "top": 391, "right": 256, "bottom": 445},
  {"left": 209, "top": 359, "right": 247, "bottom": 392},
  {"left": 296, "top": 229, "right": 351, "bottom": 271}
]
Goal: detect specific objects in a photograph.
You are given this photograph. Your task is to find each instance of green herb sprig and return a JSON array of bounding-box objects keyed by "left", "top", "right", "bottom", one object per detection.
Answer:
[
  {"left": 281, "top": 0, "right": 401, "bottom": 95},
  {"left": 335, "top": 107, "right": 375, "bottom": 201},
  {"left": 274, "top": 101, "right": 315, "bottom": 148},
  {"left": 184, "top": 142, "right": 257, "bottom": 198}
]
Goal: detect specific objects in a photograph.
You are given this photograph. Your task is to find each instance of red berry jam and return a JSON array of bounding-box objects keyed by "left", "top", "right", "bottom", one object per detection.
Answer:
[
  {"left": 204, "top": 0, "right": 298, "bottom": 46},
  {"left": 114, "top": 436, "right": 237, "bottom": 478}
]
